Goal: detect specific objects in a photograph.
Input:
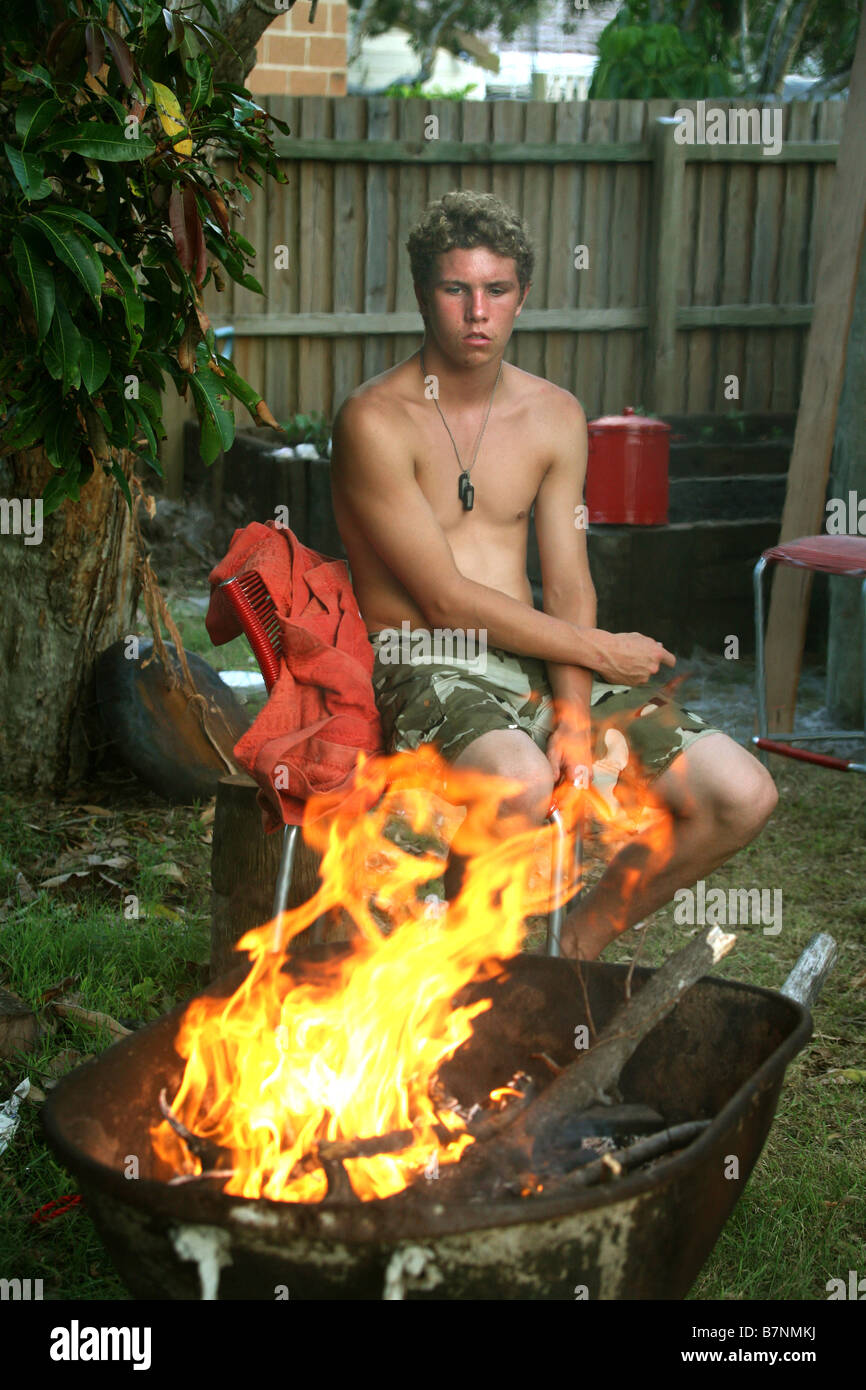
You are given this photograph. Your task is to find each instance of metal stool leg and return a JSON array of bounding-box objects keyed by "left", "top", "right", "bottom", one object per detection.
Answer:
[
  {"left": 546, "top": 806, "right": 584, "bottom": 957},
  {"left": 272, "top": 822, "right": 299, "bottom": 919},
  {"left": 753, "top": 555, "right": 770, "bottom": 767}
]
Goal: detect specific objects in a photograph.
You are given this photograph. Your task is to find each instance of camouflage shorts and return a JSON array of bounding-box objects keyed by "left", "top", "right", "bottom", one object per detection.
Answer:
[{"left": 370, "top": 632, "right": 718, "bottom": 784}]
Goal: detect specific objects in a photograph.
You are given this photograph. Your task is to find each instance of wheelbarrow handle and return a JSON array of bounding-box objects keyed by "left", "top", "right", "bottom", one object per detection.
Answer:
[{"left": 779, "top": 932, "right": 837, "bottom": 1009}]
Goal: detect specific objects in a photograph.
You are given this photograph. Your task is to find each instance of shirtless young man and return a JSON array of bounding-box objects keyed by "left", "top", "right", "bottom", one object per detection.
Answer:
[{"left": 330, "top": 190, "right": 777, "bottom": 960}]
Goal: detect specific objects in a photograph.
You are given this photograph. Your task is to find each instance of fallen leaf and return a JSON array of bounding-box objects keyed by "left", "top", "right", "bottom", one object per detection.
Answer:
[
  {"left": 821, "top": 1067, "right": 866, "bottom": 1084},
  {"left": 43, "top": 1049, "right": 85, "bottom": 1078},
  {"left": 40, "top": 870, "right": 92, "bottom": 890},
  {"left": 150, "top": 862, "right": 186, "bottom": 884},
  {"left": 50, "top": 1002, "right": 131, "bottom": 1041},
  {"left": 40, "top": 977, "right": 77, "bottom": 1006},
  {"left": 77, "top": 804, "right": 113, "bottom": 817},
  {"left": 16, "top": 873, "right": 36, "bottom": 904},
  {"left": 199, "top": 804, "right": 216, "bottom": 825}
]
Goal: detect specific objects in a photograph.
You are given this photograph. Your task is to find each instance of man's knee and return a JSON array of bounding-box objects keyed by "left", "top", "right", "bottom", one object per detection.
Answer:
[
  {"left": 696, "top": 745, "right": 777, "bottom": 846},
  {"left": 451, "top": 730, "right": 554, "bottom": 824},
  {"left": 660, "top": 735, "right": 778, "bottom": 846}
]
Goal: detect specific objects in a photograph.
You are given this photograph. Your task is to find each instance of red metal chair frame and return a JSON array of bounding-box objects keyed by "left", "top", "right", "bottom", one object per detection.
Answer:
[{"left": 753, "top": 536, "right": 866, "bottom": 773}]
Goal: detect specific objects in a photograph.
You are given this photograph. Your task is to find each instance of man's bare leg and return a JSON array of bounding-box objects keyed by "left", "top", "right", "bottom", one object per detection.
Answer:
[
  {"left": 442, "top": 728, "right": 554, "bottom": 900},
  {"left": 560, "top": 733, "right": 778, "bottom": 960}
]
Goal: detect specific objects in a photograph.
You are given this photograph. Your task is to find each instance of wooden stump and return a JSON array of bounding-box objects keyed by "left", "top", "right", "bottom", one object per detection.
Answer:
[{"left": 210, "top": 774, "right": 350, "bottom": 979}]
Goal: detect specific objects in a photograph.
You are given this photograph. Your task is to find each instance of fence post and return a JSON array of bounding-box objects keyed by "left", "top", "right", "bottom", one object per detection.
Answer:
[{"left": 648, "top": 116, "right": 686, "bottom": 413}]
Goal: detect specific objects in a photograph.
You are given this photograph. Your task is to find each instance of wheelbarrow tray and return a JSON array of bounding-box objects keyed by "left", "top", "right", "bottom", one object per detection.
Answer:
[{"left": 43, "top": 955, "right": 811, "bottom": 1300}]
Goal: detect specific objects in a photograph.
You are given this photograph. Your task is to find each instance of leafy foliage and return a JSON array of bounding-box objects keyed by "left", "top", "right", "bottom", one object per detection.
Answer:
[
  {"left": 0, "top": 0, "right": 290, "bottom": 514},
  {"left": 278, "top": 410, "right": 331, "bottom": 456},
  {"left": 589, "top": 0, "right": 860, "bottom": 99},
  {"left": 590, "top": 6, "right": 736, "bottom": 99}
]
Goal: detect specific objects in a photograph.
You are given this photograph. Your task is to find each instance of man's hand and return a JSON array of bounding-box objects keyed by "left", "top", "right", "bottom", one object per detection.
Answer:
[
  {"left": 547, "top": 706, "right": 593, "bottom": 797},
  {"left": 588, "top": 631, "right": 675, "bottom": 686}
]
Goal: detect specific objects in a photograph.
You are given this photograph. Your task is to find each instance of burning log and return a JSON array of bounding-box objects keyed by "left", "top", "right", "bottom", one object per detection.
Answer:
[
  {"left": 404, "top": 926, "right": 736, "bottom": 1197},
  {"left": 507, "top": 925, "right": 735, "bottom": 1166},
  {"left": 158, "top": 1089, "right": 231, "bottom": 1172}
]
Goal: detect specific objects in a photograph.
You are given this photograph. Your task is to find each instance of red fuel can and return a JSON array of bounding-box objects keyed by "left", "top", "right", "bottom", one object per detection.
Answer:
[{"left": 586, "top": 406, "right": 670, "bottom": 524}]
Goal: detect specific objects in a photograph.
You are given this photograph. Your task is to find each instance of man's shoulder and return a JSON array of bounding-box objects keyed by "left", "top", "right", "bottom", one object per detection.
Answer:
[
  {"left": 335, "top": 359, "right": 417, "bottom": 431},
  {"left": 507, "top": 364, "right": 586, "bottom": 428}
]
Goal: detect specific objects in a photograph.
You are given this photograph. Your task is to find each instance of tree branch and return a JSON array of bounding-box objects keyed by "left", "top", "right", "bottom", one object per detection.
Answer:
[{"left": 766, "top": 0, "right": 818, "bottom": 95}]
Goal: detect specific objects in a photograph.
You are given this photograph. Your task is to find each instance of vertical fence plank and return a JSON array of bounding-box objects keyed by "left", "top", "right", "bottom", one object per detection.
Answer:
[
  {"left": 743, "top": 103, "right": 785, "bottom": 411},
  {"left": 264, "top": 95, "right": 299, "bottom": 424},
  {"left": 546, "top": 101, "right": 585, "bottom": 399},
  {"left": 687, "top": 107, "right": 724, "bottom": 413},
  {"left": 363, "top": 97, "right": 393, "bottom": 381},
  {"left": 718, "top": 113, "right": 756, "bottom": 412},
  {"left": 648, "top": 114, "right": 685, "bottom": 414},
  {"left": 461, "top": 98, "right": 493, "bottom": 195},
  {"left": 393, "top": 99, "right": 428, "bottom": 372},
  {"left": 490, "top": 102, "right": 525, "bottom": 370},
  {"left": 575, "top": 100, "right": 616, "bottom": 417},
  {"left": 232, "top": 151, "right": 269, "bottom": 432},
  {"left": 606, "top": 100, "right": 646, "bottom": 413},
  {"left": 297, "top": 96, "right": 334, "bottom": 416},
  {"left": 521, "top": 100, "right": 556, "bottom": 383},
  {"left": 773, "top": 102, "right": 814, "bottom": 411},
  {"left": 332, "top": 96, "right": 367, "bottom": 412}
]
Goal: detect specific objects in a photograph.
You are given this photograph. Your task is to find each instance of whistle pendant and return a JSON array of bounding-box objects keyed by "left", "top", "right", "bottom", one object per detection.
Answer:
[{"left": 462, "top": 483, "right": 474, "bottom": 511}]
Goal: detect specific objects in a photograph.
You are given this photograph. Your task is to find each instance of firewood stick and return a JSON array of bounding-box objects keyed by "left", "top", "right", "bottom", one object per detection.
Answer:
[
  {"left": 528, "top": 926, "right": 734, "bottom": 1134},
  {"left": 492, "top": 926, "right": 736, "bottom": 1159},
  {"left": 554, "top": 1120, "right": 710, "bottom": 1192}
]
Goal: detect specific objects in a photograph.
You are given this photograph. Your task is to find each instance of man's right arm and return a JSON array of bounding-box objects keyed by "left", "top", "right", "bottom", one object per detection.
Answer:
[{"left": 331, "top": 396, "right": 672, "bottom": 685}]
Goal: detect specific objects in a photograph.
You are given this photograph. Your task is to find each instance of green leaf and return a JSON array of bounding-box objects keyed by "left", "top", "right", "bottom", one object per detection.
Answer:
[
  {"left": 41, "top": 471, "right": 75, "bottom": 516},
  {"left": 188, "top": 366, "right": 234, "bottom": 465},
  {"left": 25, "top": 215, "right": 105, "bottom": 308},
  {"left": 11, "top": 232, "right": 55, "bottom": 342},
  {"left": 39, "top": 205, "right": 122, "bottom": 256},
  {"left": 4, "top": 144, "right": 52, "bottom": 200},
  {"left": 79, "top": 336, "right": 111, "bottom": 394},
  {"left": 43, "top": 405, "right": 78, "bottom": 472},
  {"left": 7, "top": 63, "right": 55, "bottom": 90},
  {"left": 111, "top": 458, "right": 133, "bottom": 510},
  {"left": 15, "top": 96, "right": 63, "bottom": 147},
  {"left": 43, "top": 296, "right": 82, "bottom": 391},
  {"left": 213, "top": 354, "right": 260, "bottom": 415},
  {"left": 186, "top": 55, "right": 214, "bottom": 114},
  {"left": 238, "top": 273, "right": 263, "bottom": 295},
  {"left": 104, "top": 256, "right": 144, "bottom": 355},
  {"left": 41, "top": 121, "right": 156, "bottom": 161}
]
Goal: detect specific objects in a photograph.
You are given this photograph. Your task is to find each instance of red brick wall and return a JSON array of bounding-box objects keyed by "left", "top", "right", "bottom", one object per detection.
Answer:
[{"left": 247, "top": 0, "right": 348, "bottom": 97}]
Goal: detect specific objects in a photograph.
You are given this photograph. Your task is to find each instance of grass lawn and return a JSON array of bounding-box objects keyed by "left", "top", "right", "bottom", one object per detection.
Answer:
[{"left": 1, "top": 626, "right": 864, "bottom": 1299}]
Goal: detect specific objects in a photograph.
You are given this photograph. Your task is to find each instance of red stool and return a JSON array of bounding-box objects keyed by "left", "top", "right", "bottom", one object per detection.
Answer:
[{"left": 753, "top": 536, "right": 866, "bottom": 772}]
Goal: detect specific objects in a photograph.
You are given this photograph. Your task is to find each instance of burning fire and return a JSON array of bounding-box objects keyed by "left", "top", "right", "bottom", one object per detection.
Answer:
[{"left": 152, "top": 735, "right": 673, "bottom": 1203}]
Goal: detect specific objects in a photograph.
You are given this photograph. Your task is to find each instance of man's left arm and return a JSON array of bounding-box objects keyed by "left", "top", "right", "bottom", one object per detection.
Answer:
[{"left": 533, "top": 393, "right": 596, "bottom": 788}]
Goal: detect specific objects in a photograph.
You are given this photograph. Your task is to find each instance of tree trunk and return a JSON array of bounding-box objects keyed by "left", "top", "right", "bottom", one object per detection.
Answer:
[
  {"left": 826, "top": 242, "right": 866, "bottom": 726},
  {"left": 0, "top": 449, "right": 138, "bottom": 793}
]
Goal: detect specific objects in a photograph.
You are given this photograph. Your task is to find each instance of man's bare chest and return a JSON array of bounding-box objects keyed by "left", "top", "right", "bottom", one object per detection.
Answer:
[{"left": 411, "top": 417, "right": 549, "bottom": 525}]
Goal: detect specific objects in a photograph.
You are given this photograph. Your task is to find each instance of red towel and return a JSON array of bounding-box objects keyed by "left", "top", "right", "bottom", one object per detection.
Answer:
[{"left": 206, "top": 521, "right": 383, "bottom": 831}]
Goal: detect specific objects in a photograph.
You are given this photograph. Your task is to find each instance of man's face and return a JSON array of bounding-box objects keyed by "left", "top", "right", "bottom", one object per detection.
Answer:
[{"left": 416, "top": 245, "right": 529, "bottom": 366}]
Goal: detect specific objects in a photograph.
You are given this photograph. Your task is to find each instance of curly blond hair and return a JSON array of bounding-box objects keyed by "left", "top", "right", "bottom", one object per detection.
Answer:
[{"left": 406, "top": 190, "right": 534, "bottom": 299}]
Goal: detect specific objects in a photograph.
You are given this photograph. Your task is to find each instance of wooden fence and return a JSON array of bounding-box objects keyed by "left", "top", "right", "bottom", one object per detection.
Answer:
[{"left": 199, "top": 94, "right": 844, "bottom": 433}]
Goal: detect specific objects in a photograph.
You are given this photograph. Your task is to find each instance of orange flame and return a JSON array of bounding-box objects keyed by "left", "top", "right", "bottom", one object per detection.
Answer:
[{"left": 152, "top": 736, "right": 674, "bottom": 1202}]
